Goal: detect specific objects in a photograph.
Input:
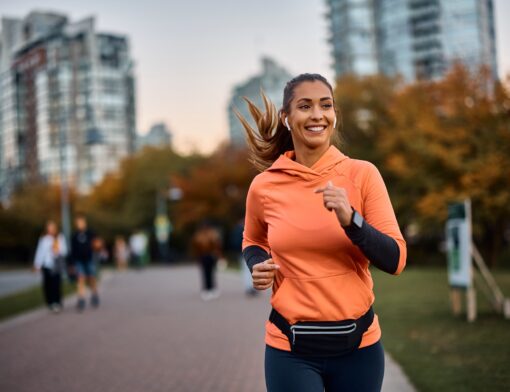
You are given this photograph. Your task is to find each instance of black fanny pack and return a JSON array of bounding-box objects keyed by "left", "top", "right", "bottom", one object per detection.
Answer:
[{"left": 269, "top": 307, "right": 374, "bottom": 357}]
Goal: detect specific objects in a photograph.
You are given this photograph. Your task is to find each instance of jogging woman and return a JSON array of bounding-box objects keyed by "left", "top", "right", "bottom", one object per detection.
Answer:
[{"left": 238, "top": 73, "right": 406, "bottom": 391}]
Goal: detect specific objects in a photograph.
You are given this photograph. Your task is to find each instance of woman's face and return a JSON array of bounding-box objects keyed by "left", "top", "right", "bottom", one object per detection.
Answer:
[
  {"left": 46, "top": 222, "right": 57, "bottom": 236},
  {"left": 283, "top": 81, "right": 336, "bottom": 152}
]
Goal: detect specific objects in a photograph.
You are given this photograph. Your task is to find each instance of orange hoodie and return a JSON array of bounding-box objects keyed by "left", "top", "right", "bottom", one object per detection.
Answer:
[{"left": 243, "top": 146, "right": 406, "bottom": 351}]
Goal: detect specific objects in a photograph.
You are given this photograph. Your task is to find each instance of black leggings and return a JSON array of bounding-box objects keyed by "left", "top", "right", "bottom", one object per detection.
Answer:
[
  {"left": 199, "top": 255, "right": 217, "bottom": 291},
  {"left": 42, "top": 268, "right": 62, "bottom": 306},
  {"left": 265, "top": 341, "right": 385, "bottom": 392}
]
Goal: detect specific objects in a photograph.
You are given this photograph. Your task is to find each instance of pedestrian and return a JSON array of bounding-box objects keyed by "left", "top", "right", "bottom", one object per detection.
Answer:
[
  {"left": 238, "top": 73, "right": 407, "bottom": 391},
  {"left": 191, "top": 221, "right": 222, "bottom": 301},
  {"left": 33, "top": 220, "right": 67, "bottom": 313},
  {"left": 71, "top": 214, "right": 99, "bottom": 311},
  {"left": 92, "top": 237, "right": 109, "bottom": 267},
  {"left": 129, "top": 229, "right": 147, "bottom": 270},
  {"left": 114, "top": 235, "right": 130, "bottom": 271}
]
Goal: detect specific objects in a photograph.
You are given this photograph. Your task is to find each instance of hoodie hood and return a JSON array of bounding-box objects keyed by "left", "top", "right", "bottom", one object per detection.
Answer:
[{"left": 267, "top": 145, "right": 349, "bottom": 181}]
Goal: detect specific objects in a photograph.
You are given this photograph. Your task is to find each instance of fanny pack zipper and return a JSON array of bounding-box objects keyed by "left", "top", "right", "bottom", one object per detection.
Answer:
[{"left": 290, "top": 323, "right": 357, "bottom": 344}]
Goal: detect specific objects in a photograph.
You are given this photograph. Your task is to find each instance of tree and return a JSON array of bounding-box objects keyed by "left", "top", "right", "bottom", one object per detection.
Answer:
[
  {"left": 0, "top": 183, "right": 76, "bottom": 262},
  {"left": 334, "top": 66, "right": 510, "bottom": 266},
  {"left": 172, "top": 144, "right": 256, "bottom": 234},
  {"left": 381, "top": 66, "right": 510, "bottom": 265},
  {"left": 78, "top": 146, "right": 197, "bottom": 242}
]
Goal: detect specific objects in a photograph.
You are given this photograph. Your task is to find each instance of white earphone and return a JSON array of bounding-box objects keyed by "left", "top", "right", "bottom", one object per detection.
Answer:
[
  {"left": 284, "top": 117, "right": 291, "bottom": 131},
  {"left": 333, "top": 117, "right": 337, "bottom": 129}
]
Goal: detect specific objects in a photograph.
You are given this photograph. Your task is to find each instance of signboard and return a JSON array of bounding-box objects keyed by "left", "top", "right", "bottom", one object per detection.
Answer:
[
  {"left": 154, "top": 214, "right": 172, "bottom": 243},
  {"left": 446, "top": 200, "right": 472, "bottom": 288}
]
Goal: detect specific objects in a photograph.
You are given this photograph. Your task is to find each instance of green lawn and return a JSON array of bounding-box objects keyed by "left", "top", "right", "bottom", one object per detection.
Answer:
[
  {"left": 0, "top": 282, "right": 76, "bottom": 322},
  {"left": 373, "top": 267, "right": 510, "bottom": 392}
]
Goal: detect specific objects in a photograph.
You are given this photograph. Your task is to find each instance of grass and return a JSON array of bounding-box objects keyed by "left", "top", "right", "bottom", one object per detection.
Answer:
[
  {"left": 0, "top": 282, "right": 76, "bottom": 322},
  {"left": 373, "top": 267, "right": 510, "bottom": 392}
]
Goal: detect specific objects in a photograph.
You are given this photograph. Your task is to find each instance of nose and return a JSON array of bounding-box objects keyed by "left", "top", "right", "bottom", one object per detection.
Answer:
[{"left": 311, "top": 105, "right": 323, "bottom": 120}]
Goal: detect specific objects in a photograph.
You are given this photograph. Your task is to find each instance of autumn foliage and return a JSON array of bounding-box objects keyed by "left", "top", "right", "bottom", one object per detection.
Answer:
[
  {"left": 336, "top": 65, "right": 510, "bottom": 265},
  {"left": 1, "top": 65, "right": 509, "bottom": 265}
]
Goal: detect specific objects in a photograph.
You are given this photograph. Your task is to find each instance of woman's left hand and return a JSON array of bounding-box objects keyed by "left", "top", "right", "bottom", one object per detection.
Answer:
[{"left": 315, "top": 181, "right": 353, "bottom": 227}]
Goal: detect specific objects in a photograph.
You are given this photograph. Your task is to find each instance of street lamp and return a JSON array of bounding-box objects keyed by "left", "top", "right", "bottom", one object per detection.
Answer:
[
  {"left": 154, "top": 186, "right": 182, "bottom": 262},
  {"left": 85, "top": 126, "right": 104, "bottom": 186},
  {"left": 58, "top": 110, "right": 71, "bottom": 247}
]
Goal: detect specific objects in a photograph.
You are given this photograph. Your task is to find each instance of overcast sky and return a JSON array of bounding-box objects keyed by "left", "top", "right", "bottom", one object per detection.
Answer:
[{"left": 2, "top": 0, "right": 509, "bottom": 153}]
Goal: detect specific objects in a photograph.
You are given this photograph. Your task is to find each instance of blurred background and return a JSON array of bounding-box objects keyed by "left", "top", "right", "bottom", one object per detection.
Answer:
[{"left": 0, "top": 1, "right": 509, "bottom": 391}]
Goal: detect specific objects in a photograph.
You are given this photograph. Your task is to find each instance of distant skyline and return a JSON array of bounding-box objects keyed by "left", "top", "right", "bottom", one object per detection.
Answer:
[{"left": 2, "top": 0, "right": 509, "bottom": 154}]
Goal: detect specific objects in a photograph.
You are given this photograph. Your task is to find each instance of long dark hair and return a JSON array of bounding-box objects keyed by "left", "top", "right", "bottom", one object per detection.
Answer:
[{"left": 235, "top": 73, "right": 341, "bottom": 171}]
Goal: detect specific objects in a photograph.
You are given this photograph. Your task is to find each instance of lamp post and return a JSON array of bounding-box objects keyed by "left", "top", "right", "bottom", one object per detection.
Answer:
[
  {"left": 85, "top": 126, "right": 104, "bottom": 186},
  {"left": 154, "top": 186, "right": 182, "bottom": 262},
  {"left": 58, "top": 110, "right": 71, "bottom": 247}
]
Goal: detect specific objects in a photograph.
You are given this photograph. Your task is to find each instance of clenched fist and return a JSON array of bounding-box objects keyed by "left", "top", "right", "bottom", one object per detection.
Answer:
[{"left": 252, "top": 258, "right": 280, "bottom": 290}]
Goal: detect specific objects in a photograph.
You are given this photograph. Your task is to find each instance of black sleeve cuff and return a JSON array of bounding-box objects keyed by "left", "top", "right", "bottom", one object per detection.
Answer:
[{"left": 242, "top": 245, "right": 270, "bottom": 273}]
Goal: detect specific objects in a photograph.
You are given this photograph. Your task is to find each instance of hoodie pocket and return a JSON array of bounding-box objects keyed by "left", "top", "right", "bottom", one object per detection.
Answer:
[{"left": 271, "top": 271, "right": 374, "bottom": 324}]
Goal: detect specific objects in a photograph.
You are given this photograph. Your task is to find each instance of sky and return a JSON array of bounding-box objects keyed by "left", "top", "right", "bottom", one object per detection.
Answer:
[{"left": 1, "top": 0, "right": 509, "bottom": 154}]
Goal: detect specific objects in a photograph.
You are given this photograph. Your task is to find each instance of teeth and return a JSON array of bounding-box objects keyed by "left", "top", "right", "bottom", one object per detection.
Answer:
[{"left": 307, "top": 126, "right": 325, "bottom": 132}]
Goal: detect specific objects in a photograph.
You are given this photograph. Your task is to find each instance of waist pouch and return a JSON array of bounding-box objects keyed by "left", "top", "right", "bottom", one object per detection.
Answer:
[{"left": 269, "top": 307, "right": 374, "bottom": 357}]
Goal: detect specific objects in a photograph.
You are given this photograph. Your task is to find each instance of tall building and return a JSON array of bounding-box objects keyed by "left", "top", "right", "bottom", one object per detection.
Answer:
[
  {"left": 327, "top": 0, "right": 379, "bottom": 77},
  {"left": 0, "top": 11, "right": 136, "bottom": 197},
  {"left": 326, "top": 0, "right": 498, "bottom": 81},
  {"left": 137, "top": 122, "right": 173, "bottom": 150},
  {"left": 227, "top": 57, "right": 293, "bottom": 146}
]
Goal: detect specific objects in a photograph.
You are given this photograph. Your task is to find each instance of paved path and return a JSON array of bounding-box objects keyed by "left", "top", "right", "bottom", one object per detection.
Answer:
[
  {"left": 0, "top": 270, "right": 39, "bottom": 297},
  {"left": 0, "top": 266, "right": 415, "bottom": 392}
]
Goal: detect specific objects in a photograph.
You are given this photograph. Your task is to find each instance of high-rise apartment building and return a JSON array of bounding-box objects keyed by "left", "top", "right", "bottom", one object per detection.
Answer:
[
  {"left": 0, "top": 11, "right": 136, "bottom": 197},
  {"left": 326, "top": 0, "right": 498, "bottom": 81},
  {"left": 137, "top": 122, "right": 173, "bottom": 150},
  {"left": 327, "top": 0, "right": 379, "bottom": 77},
  {"left": 227, "top": 57, "right": 293, "bottom": 146}
]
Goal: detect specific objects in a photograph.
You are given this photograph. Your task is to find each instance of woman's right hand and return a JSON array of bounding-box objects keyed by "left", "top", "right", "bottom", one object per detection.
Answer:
[{"left": 252, "top": 258, "right": 280, "bottom": 290}]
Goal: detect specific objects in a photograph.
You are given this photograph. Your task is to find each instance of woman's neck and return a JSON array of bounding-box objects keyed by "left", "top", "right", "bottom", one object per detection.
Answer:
[{"left": 294, "top": 144, "right": 330, "bottom": 168}]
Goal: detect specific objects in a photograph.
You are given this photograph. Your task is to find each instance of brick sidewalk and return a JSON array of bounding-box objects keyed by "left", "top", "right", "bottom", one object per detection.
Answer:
[{"left": 0, "top": 266, "right": 414, "bottom": 392}]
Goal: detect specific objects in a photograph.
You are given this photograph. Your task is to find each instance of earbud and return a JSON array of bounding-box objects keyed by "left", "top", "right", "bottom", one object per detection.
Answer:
[
  {"left": 284, "top": 118, "right": 291, "bottom": 131},
  {"left": 333, "top": 117, "right": 337, "bottom": 129}
]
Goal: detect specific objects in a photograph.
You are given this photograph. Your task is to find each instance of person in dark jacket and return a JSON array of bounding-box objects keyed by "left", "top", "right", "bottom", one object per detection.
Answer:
[{"left": 71, "top": 214, "right": 99, "bottom": 311}]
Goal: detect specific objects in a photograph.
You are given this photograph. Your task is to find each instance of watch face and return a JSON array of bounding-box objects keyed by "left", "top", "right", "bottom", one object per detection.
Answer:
[{"left": 353, "top": 211, "right": 363, "bottom": 228}]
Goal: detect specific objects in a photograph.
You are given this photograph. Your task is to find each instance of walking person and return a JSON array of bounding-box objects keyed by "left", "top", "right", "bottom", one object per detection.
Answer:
[
  {"left": 71, "top": 214, "right": 99, "bottom": 312},
  {"left": 114, "top": 235, "right": 130, "bottom": 271},
  {"left": 33, "top": 220, "right": 67, "bottom": 313},
  {"left": 129, "top": 229, "right": 147, "bottom": 270},
  {"left": 238, "top": 74, "right": 407, "bottom": 391},
  {"left": 191, "top": 221, "right": 222, "bottom": 301}
]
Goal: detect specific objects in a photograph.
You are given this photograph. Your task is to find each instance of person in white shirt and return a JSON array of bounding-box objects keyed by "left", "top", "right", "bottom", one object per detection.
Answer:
[
  {"left": 33, "top": 220, "right": 67, "bottom": 313},
  {"left": 129, "top": 230, "right": 147, "bottom": 269}
]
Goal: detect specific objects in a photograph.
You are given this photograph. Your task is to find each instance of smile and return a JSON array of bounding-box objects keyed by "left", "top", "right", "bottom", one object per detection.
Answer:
[{"left": 305, "top": 125, "right": 327, "bottom": 132}]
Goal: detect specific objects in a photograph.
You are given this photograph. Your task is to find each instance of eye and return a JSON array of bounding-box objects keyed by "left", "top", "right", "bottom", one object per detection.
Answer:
[
  {"left": 298, "top": 104, "right": 311, "bottom": 110},
  {"left": 322, "top": 103, "right": 333, "bottom": 109}
]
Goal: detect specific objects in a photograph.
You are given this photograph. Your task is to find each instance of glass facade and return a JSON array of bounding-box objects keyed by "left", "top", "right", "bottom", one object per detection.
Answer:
[
  {"left": 327, "top": 0, "right": 498, "bottom": 81},
  {"left": 327, "top": 0, "right": 379, "bottom": 76},
  {"left": 0, "top": 12, "right": 136, "bottom": 196}
]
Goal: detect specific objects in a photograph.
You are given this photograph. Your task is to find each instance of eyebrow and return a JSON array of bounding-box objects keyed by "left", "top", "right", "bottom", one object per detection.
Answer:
[{"left": 296, "top": 97, "right": 333, "bottom": 103}]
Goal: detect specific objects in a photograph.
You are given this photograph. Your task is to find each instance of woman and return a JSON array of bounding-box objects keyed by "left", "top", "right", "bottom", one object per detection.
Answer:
[
  {"left": 191, "top": 221, "right": 223, "bottom": 301},
  {"left": 238, "top": 74, "right": 406, "bottom": 391},
  {"left": 114, "top": 236, "right": 130, "bottom": 271},
  {"left": 33, "top": 220, "right": 68, "bottom": 313}
]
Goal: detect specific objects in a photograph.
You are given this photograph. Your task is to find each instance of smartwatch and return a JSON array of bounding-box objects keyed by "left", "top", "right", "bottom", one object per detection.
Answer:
[{"left": 344, "top": 208, "right": 363, "bottom": 229}]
